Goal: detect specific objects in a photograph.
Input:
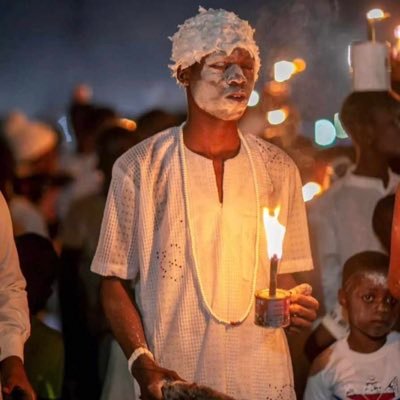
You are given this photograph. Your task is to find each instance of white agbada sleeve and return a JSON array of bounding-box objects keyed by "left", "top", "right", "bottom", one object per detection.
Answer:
[
  {"left": 91, "top": 159, "right": 139, "bottom": 280},
  {"left": 0, "top": 192, "right": 30, "bottom": 362}
]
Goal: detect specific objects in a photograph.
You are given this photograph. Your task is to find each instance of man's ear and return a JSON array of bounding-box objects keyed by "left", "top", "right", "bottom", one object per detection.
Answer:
[
  {"left": 177, "top": 66, "right": 190, "bottom": 87},
  {"left": 338, "top": 288, "right": 347, "bottom": 308}
]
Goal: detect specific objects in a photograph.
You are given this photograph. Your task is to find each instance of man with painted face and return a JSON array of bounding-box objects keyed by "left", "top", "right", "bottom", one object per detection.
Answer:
[{"left": 91, "top": 8, "right": 318, "bottom": 400}]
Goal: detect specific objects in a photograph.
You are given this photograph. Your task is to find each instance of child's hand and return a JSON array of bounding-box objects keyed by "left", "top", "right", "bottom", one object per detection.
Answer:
[{"left": 286, "top": 284, "right": 319, "bottom": 334}]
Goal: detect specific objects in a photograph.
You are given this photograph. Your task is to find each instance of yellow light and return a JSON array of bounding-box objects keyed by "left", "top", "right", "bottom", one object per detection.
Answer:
[
  {"left": 366, "top": 8, "right": 386, "bottom": 20},
  {"left": 274, "top": 61, "right": 296, "bottom": 82},
  {"left": 302, "top": 182, "right": 322, "bottom": 202},
  {"left": 119, "top": 118, "right": 137, "bottom": 131},
  {"left": 263, "top": 207, "right": 286, "bottom": 259},
  {"left": 267, "top": 109, "right": 288, "bottom": 125},
  {"left": 395, "top": 26, "right": 400, "bottom": 40},
  {"left": 248, "top": 90, "right": 260, "bottom": 107},
  {"left": 293, "top": 58, "right": 307, "bottom": 73}
]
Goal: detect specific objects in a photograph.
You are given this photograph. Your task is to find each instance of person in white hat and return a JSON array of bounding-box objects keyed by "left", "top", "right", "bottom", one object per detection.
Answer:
[
  {"left": 307, "top": 40, "right": 400, "bottom": 359},
  {"left": 91, "top": 8, "right": 318, "bottom": 400}
]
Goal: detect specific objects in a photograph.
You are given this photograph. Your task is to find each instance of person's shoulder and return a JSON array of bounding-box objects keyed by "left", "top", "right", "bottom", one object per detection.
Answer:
[
  {"left": 246, "top": 134, "right": 295, "bottom": 167},
  {"left": 113, "top": 126, "right": 179, "bottom": 175},
  {"left": 309, "top": 340, "right": 341, "bottom": 377}
]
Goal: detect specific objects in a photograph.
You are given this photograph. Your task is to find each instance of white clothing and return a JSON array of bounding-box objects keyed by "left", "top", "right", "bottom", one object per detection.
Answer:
[
  {"left": 92, "top": 126, "right": 313, "bottom": 400},
  {"left": 308, "top": 169, "right": 400, "bottom": 315},
  {"left": 304, "top": 332, "right": 400, "bottom": 399},
  {"left": 0, "top": 192, "right": 30, "bottom": 362},
  {"left": 9, "top": 196, "right": 49, "bottom": 238}
]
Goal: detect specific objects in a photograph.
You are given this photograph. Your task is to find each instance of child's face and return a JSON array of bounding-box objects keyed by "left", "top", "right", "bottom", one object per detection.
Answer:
[{"left": 341, "top": 272, "right": 399, "bottom": 339}]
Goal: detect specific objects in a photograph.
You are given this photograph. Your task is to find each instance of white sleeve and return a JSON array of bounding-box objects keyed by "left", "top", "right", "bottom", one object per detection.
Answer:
[
  {"left": 91, "top": 159, "right": 139, "bottom": 280},
  {"left": 0, "top": 192, "right": 30, "bottom": 362},
  {"left": 321, "top": 301, "right": 349, "bottom": 340},
  {"left": 303, "top": 372, "right": 332, "bottom": 400}
]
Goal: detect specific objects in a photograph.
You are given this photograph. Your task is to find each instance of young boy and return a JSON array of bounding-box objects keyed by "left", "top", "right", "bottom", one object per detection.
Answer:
[{"left": 304, "top": 251, "right": 400, "bottom": 399}]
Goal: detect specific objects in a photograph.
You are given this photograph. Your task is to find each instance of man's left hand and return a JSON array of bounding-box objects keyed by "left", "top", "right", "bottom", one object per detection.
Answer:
[
  {"left": 286, "top": 284, "right": 319, "bottom": 334},
  {"left": 0, "top": 356, "right": 36, "bottom": 400}
]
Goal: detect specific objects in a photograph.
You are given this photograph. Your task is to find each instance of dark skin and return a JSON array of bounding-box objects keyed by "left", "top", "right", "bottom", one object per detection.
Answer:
[
  {"left": 0, "top": 356, "right": 36, "bottom": 400},
  {"left": 100, "top": 48, "right": 318, "bottom": 400}
]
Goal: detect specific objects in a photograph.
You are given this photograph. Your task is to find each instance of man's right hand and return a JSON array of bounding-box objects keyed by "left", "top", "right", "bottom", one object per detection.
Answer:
[{"left": 131, "top": 355, "right": 183, "bottom": 400}]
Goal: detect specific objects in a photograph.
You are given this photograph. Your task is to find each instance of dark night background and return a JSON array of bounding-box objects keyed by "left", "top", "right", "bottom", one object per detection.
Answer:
[{"left": 1, "top": 0, "right": 399, "bottom": 137}]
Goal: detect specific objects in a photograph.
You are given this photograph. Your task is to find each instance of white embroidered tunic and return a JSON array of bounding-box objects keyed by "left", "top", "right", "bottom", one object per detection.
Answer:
[{"left": 91, "top": 126, "right": 313, "bottom": 400}]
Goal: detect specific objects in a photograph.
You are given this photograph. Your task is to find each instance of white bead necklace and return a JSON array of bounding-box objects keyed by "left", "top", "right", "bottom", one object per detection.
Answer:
[{"left": 179, "top": 128, "right": 260, "bottom": 326}]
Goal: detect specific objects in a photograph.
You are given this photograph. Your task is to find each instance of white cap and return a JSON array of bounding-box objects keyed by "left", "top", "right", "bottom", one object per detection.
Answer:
[
  {"left": 349, "top": 41, "right": 391, "bottom": 91},
  {"left": 4, "top": 112, "right": 58, "bottom": 173}
]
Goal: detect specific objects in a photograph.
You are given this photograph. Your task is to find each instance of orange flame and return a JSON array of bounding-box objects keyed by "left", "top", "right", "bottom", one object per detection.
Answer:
[{"left": 263, "top": 206, "right": 286, "bottom": 259}]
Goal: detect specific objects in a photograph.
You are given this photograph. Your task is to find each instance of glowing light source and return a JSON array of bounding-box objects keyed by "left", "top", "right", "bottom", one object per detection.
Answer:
[
  {"left": 267, "top": 108, "right": 288, "bottom": 125},
  {"left": 302, "top": 182, "right": 322, "bottom": 202},
  {"left": 119, "top": 118, "right": 137, "bottom": 131},
  {"left": 366, "top": 9, "right": 386, "bottom": 20},
  {"left": 293, "top": 58, "right": 307, "bottom": 73},
  {"left": 263, "top": 207, "right": 286, "bottom": 259},
  {"left": 334, "top": 113, "right": 348, "bottom": 139},
  {"left": 248, "top": 90, "right": 260, "bottom": 107},
  {"left": 366, "top": 9, "right": 390, "bottom": 41},
  {"left": 395, "top": 25, "right": 400, "bottom": 39},
  {"left": 315, "top": 119, "right": 336, "bottom": 146},
  {"left": 274, "top": 61, "right": 296, "bottom": 82}
]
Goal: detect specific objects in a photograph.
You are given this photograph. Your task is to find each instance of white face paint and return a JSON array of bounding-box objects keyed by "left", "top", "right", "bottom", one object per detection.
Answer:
[
  {"left": 189, "top": 48, "right": 255, "bottom": 121},
  {"left": 363, "top": 272, "right": 388, "bottom": 287}
]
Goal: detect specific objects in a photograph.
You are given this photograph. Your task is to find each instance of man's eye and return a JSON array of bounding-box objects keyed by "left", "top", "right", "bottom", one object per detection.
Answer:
[
  {"left": 210, "top": 63, "right": 225, "bottom": 70},
  {"left": 362, "top": 294, "right": 374, "bottom": 303}
]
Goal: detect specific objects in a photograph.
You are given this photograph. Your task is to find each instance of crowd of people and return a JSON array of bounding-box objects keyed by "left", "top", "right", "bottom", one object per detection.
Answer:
[{"left": 1, "top": 6, "right": 400, "bottom": 400}]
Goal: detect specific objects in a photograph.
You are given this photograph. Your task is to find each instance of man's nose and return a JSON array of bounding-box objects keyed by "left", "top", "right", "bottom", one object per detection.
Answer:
[{"left": 225, "top": 64, "right": 246, "bottom": 85}]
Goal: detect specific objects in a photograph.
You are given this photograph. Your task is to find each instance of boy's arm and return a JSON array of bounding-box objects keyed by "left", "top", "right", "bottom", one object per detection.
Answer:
[
  {"left": 303, "top": 348, "right": 333, "bottom": 400},
  {"left": 100, "top": 277, "right": 182, "bottom": 400}
]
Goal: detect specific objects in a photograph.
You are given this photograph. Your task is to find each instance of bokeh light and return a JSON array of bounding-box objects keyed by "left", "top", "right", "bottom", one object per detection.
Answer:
[
  {"left": 302, "top": 182, "right": 322, "bottom": 202},
  {"left": 274, "top": 61, "right": 296, "bottom": 82},
  {"left": 334, "top": 113, "right": 348, "bottom": 139},
  {"left": 315, "top": 119, "right": 336, "bottom": 146},
  {"left": 248, "top": 90, "right": 260, "bottom": 107},
  {"left": 267, "top": 109, "right": 288, "bottom": 125}
]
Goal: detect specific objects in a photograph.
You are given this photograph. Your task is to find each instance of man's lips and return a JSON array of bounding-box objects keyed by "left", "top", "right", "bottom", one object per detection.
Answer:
[{"left": 225, "top": 89, "right": 248, "bottom": 101}]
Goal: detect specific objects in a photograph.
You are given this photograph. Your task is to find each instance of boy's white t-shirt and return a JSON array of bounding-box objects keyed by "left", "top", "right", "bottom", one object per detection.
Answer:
[{"left": 304, "top": 331, "right": 400, "bottom": 400}]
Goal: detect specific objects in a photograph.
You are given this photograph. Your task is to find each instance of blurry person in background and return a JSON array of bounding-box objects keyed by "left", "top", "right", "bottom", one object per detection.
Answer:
[
  {"left": 59, "top": 124, "right": 139, "bottom": 400},
  {"left": 16, "top": 234, "right": 64, "bottom": 400},
  {"left": 0, "top": 192, "right": 35, "bottom": 400},
  {"left": 307, "top": 91, "right": 400, "bottom": 360},
  {"left": 3, "top": 112, "right": 63, "bottom": 238}
]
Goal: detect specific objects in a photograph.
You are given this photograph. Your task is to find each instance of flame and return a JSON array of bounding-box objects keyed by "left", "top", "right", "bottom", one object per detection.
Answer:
[
  {"left": 366, "top": 8, "right": 389, "bottom": 21},
  {"left": 263, "top": 207, "right": 286, "bottom": 259},
  {"left": 119, "top": 118, "right": 137, "bottom": 131}
]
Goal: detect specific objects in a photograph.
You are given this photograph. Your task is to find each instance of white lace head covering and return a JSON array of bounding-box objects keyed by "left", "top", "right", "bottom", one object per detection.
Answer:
[{"left": 169, "top": 7, "right": 261, "bottom": 84}]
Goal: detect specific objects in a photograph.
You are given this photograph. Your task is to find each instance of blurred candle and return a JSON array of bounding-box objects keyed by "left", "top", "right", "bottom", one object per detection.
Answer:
[{"left": 389, "top": 185, "right": 400, "bottom": 299}]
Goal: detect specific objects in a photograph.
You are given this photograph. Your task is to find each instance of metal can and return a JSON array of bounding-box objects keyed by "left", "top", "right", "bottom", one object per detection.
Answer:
[{"left": 254, "top": 289, "right": 290, "bottom": 328}]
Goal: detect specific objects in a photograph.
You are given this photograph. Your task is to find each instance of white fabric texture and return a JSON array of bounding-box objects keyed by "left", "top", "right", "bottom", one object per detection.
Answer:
[
  {"left": 0, "top": 192, "right": 30, "bottom": 362},
  {"left": 304, "top": 332, "right": 400, "bottom": 399},
  {"left": 308, "top": 169, "right": 400, "bottom": 315},
  {"left": 91, "top": 126, "right": 313, "bottom": 400}
]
